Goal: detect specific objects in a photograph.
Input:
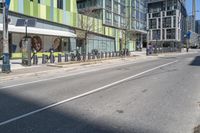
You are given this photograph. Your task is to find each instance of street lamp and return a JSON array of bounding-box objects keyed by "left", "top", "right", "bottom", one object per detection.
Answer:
[{"left": 146, "top": 28, "right": 149, "bottom": 56}]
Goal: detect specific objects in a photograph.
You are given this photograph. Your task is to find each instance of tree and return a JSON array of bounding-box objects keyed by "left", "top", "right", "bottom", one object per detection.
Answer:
[
  {"left": 77, "top": 7, "right": 102, "bottom": 54},
  {"left": 121, "top": 16, "right": 131, "bottom": 52}
]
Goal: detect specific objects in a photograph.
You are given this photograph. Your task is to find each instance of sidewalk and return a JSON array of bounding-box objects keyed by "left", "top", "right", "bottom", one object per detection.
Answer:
[
  {"left": 0, "top": 54, "right": 148, "bottom": 81},
  {"left": 0, "top": 49, "right": 198, "bottom": 81}
]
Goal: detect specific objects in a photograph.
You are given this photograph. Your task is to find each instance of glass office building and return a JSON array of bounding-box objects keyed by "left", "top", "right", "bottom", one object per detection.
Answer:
[{"left": 77, "top": 0, "right": 147, "bottom": 51}]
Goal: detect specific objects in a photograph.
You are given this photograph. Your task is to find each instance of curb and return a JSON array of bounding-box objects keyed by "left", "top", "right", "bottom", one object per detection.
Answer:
[
  {"left": 0, "top": 56, "right": 140, "bottom": 81},
  {"left": 0, "top": 67, "right": 77, "bottom": 82},
  {"left": 47, "top": 56, "right": 138, "bottom": 68}
]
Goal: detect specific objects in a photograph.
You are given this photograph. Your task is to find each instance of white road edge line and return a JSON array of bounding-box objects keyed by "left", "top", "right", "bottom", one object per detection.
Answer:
[
  {"left": 0, "top": 61, "right": 142, "bottom": 89},
  {"left": 0, "top": 60, "right": 178, "bottom": 126}
]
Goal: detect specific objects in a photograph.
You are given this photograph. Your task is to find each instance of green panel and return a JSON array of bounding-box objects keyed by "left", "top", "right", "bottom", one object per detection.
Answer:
[
  {"left": 38, "top": 4, "right": 40, "bottom": 18},
  {"left": 65, "top": 0, "right": 77, "bottom": 13},
  {"left": 73, "top": 13, "right": 77, "bottom": 27},
  {"left": 70, "top": 13, "right": 73, "bottom": 26},
  {"left": 53, "top": 8, "right": 58, "bottom": 22},
  {"left": 66, "top": 0, "right": 70, "bottom": 11},
  {"left": 46, "top": 0, "right": 51, "bottom": 6},
  {"left": 24, "top": 0, "right": 30, "bottom": 16},
  {"left": 38, "top": 4, "right": 47, "bottom": 19},
  {"left": 9, "top": 0, "right": 14, "bottom": 11},
  {"left": 65, "top": 11, "right": 70, "bottom": 25},
  {"left": 53, "top": 0, "right": 57, "bottom": 8},
  {"left": 14, "top": 0, "right": 18, "bottom": 12},
  {"left": 46, "top": 6, "right": 51, "bottom": 21},
  {"left": 30, "top": 2, "right": 33, "bottom": 16},
  {"left": 58, "top": 9, "right": 63, "bottom": 23},
  {"left": 71, "top": 0, "right": 77, "bottom": 13},
  {"left": 33, "top": 0, "right": 38, "bottom": 17}
]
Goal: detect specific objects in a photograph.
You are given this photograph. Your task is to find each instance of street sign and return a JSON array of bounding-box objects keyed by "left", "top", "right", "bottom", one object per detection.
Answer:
[
  {"left": 5, "top": 0, "right": 10, "bottom": 8},
  {"left": 187, "top": 31, "right": 191, "bottom": 39}
]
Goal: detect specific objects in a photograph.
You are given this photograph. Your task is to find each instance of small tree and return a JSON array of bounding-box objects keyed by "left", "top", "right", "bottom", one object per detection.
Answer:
[
  {"left": 77, "top": 7, "right": 102, "bottom": 54},
  {"left": 121, "top": 16, "right": 131, "bottom": 52}
]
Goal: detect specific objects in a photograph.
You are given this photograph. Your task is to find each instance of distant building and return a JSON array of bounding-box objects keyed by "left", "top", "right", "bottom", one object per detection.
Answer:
[
  {"left": 77, "top": 0, "right": 147, "bottom": 51},
  {"left": 147, "top": 0, "right": 187, "bottom": 48},
  {"left": 188, "top": 15, "right": 196, "bottom": 32},
  {"left": 195, "top": 20, "right": 200, "bottom": 34}
]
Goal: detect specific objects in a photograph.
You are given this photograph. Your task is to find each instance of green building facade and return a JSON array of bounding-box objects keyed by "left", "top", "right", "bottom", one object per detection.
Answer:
[{"left": 0, "top": 0, "right": 147, "bottom": 58}]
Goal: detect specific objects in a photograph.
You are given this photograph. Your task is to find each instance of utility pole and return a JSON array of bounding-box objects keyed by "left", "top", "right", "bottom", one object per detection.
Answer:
[{"left": 1, "top": 0, "right": 11, "bottom": 73}]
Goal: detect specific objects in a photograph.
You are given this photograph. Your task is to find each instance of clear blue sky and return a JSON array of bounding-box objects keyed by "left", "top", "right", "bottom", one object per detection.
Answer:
[{"left": 186, "top": 0, "right": 200, "bottom": 20}]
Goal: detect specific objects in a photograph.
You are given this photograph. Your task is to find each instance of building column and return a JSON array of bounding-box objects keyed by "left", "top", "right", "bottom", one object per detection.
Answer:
[{"left": 141, "top": 34, "right": 143, "bottom": 48}]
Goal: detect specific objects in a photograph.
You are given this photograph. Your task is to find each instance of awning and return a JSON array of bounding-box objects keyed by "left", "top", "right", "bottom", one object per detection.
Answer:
[{"left": 0, "top": 24, "right": 77, "bottom": 38}]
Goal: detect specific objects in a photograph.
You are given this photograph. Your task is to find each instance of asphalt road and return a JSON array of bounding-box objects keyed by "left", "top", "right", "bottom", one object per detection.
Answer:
[{"left": 0, "top": 52, "right": 200, "bottom": 133}]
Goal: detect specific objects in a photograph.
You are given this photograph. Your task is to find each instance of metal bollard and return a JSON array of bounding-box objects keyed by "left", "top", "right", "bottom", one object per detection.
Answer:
[
  {"left": 58, "top": 53, "right": 62, "bottom": 63},
  {"left": 65, "top": 53, "right": 68, "bottom": 62},
  {"left": 83, "top": 53, "right": 86, "bottom": 61},
  {"left": 92, "top": 53, "right": 95, "bottom": 59},
  {"left": 101, "top": 52, "right": 104, "bottom": 58},
  {"left": 88, "top": 53, "right": 91, "bottom": 60},
  {"left": 97, "top": 53, "right": 100, "bottom": 59},
  {"left": 109, "top": 52, "right": 111, "bottom": 57},
  {"left": 42, "top": 54, "right": 46, "bottom": 64},
  {"left": 114, "top": 52, "right": 116, "bottom": 57},
  {"left": 33, "top": 54, "right": 38, "bottom": 65},
  {"left": 112, "top": 52, "right": 114, "bottom": 57},
  {"left": 49, "top": 52, "right": 55, "bottom": 63},
  {"left": 105, "top": 52, "right": 107, "bottom": 58}
]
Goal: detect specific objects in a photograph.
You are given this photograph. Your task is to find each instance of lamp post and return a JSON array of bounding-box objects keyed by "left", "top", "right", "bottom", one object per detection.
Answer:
[
  {"left": 146, "top": 28, "right": 149, "bottom": 56},
  {"left": 1, "top": 0, "right": 11, "bottom": 73}
]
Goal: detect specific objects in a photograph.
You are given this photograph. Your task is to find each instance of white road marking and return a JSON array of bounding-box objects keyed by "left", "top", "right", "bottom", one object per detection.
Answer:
[
  {"left": 0, "top": 60, "right": 144, "bottom": 89},
  {"left": 0, "top": 60, "right": 178, "bottom": 126}
]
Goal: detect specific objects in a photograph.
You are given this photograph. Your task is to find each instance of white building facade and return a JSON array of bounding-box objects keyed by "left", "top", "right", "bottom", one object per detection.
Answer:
[{"left": 147, "top": 0, "right": 187, "bottom": 48}]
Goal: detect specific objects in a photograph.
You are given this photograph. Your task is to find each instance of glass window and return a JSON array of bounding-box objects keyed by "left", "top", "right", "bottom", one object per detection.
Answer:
[
  {"left": 152, "top": 30, "right": 160, "bottom": 40},
  {"left": 166, "top": 29, "right": 175, "bottom": 39},
  {"left": 57, "top": 0, "right": 63, "bottom": 9},
  {"left": 114, "top": 1, "right": 118, "bottom": 14}
]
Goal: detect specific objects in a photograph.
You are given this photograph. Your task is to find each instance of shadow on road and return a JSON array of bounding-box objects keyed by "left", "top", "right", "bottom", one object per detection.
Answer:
[
  {"left": 190, "top": 56, "right": 200, "bottom": 66},
  {"left": 0, "top": 88, "right": 159, "bottom": 133}
]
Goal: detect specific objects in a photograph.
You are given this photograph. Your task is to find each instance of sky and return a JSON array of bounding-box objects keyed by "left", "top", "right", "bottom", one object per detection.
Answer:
[{"left": 186, "top": 0, "right": 200, "bottom": 20}]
